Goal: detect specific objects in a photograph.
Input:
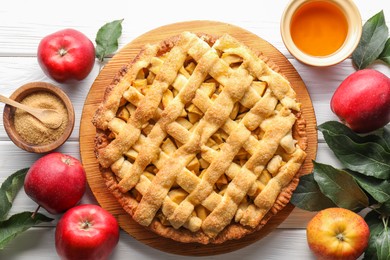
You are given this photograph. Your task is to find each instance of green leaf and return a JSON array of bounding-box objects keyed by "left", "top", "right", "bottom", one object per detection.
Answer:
[
  {"left": 383, "top": 125, "right": 390, "bottom": 149},
  {"left": 0, "top": 191, "right": 11, "bottom": 221},
  {"left": 0, "top": 212, "right": 53, "bottom": 250},
  {"left": 379, "top": 38, "right": 390, "bottom": 65},
  {"left": 347, "top": 170, "right": 390, "bottom": 204},
  {"left": 371, "top": 125, "right": 390, "bottom": 153},
  {"left": 313, "top": 161, "right": 369, "bottom": 211},
  {"left": 1, "top": 168, "right": 28, "bottom": 203},
  {"left": 352, "top": 10, "right": 389, "bottom": 70},
  {"left": 291, "top": 173, "right": 337, "bottom": 211},
  {"left": 364, "top": 211, "right": 382, "bottom": 259},
  {"left": 370, "top": 128, "right": 390, "bottom": 154},
  {"left": 318, "top": 121, "right": 390, "bottom": 179},
  {"left": 376, "top": 231, "right": 390, "bottom": 260},
  {"left": 95, "top": 19, "right": 124, "bottom": 62},
  {"left": 365, "top": 210, "right": 385, "bottom": 234},
  {"left": 0, "top": 168, "right": 29, "bottom": 220},
  {"left": 378, "top": 200, "right": 390, "bottom": 216},
  {"left": 364, "top": 211, "right": 390, "bottom": 260}
]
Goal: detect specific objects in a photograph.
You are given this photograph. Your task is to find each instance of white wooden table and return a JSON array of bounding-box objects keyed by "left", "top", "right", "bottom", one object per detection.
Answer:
[{"left": 0, "top": 0, "right": 389, "bottom": 259}]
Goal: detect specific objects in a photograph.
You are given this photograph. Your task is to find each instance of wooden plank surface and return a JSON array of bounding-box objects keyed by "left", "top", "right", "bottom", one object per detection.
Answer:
[{"left": 0, "top": 0, "right": 388, "bottom": 259}]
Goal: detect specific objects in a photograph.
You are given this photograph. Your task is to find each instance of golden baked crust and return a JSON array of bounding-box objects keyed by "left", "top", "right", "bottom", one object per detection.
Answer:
[{"left": 93, "top": 32, "right": 307, "bottom": 244}]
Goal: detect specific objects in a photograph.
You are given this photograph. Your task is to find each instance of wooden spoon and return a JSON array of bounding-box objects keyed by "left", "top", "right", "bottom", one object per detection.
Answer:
[{"left": 0, "top": 94, "right": 63, "bottom": 129}]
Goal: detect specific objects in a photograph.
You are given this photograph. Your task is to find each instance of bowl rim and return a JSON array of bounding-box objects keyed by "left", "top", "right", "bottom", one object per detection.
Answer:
[
  {"left": 280, "top": 0, "right": 362, "bottom": 67},
  {"left": 3, "top": 82, "right": 75, "bottom": 153}
]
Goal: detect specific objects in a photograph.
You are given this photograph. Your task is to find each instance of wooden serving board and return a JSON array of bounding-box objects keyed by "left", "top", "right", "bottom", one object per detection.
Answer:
[{"left": 79, "top": 20, "right": 318, "bottom": 256}]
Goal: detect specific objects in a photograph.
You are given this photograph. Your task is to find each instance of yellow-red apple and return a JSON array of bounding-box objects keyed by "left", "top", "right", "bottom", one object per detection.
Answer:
[{"left": 306, "top": 207, "right": 369, "bottom": 260}]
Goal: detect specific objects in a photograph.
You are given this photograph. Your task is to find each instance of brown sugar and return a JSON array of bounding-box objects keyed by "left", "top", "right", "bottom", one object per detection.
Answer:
[{"left": 14, "top": 91, "right": 68, "bottom": 145}]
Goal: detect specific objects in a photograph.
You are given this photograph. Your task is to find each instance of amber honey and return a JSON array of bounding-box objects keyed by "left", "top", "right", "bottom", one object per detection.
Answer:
[{"left": 290, "top": 0, "right": 348, "bottom": 57}]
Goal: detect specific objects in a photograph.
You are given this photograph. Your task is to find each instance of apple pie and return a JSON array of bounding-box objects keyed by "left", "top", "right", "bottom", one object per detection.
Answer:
[{"left": 93, "top": 31, "right": 307, "bottom": 244}]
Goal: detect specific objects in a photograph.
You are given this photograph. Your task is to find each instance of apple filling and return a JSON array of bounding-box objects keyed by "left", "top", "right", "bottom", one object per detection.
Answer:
[{"left": 104, "top": 51, "right": 300, "bottom": 231}]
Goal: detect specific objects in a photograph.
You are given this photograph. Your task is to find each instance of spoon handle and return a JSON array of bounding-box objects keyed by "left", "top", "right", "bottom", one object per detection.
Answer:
[{"left": 0, "top": 94, "right": 40, "bottom": 117}]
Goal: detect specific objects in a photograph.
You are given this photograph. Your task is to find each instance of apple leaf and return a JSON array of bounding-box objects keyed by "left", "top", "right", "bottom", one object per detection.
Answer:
[
  {"left": 313, "top": 161, "right": 369, "bottom": 211},
  {"left": 376, "top": 233, "right": 390, "bottom": 260},
  {"left": 364, "top": 211, "right": 390, "bottom": 260},
  {"left": 346, "top": 170, "right": 390, "bottom": 204},
  {"left": 0, "top": 211, "right": 53, "bottom": 250},
  {"left": 318, "top": 121, "right": 390, "bottom": 179},
  {"left": 379, "top": 38, "right": 390, "bottom": 65},
  {"left": 0, "top": 168, "right": 29, "bottom": 220},
  {"left": 95, "top": 19, "right": 124, "bottom": 62},
  {"left": 352, "top": 10, "right": 389, "bottom": 70},
  {"left": 291, "top": 172, "right": 337, "bottom": 211},
  {"left": 383, "top": 126, "right": 390, "bottom": 148},
  {"left": 0, "top": 192, "right": 11, "bottom": 223}
]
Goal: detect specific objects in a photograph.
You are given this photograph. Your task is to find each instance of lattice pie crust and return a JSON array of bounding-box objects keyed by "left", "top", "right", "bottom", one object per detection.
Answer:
[{"left": 93, "top": 32, "right": 307, "bottom": 244}]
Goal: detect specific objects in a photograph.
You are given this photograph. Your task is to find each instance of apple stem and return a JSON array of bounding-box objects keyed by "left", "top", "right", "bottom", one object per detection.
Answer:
[
  {"left": 58, "top": 48, "right": 68, "bottom": 57},
  {"left": 31, "top": 205, "right": 41, "bottom": 219},
  {"left": 80, "top": 220, "right": 92, "bottom": 230},
  {"left": 61, "top": 157, "right": 72, "bottom": 166},
  {"left": 336, "top": 233, "right": 345, "bottom": 242}
]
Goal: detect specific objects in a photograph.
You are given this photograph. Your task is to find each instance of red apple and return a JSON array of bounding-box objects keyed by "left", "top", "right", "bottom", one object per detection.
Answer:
[
  {"left": 37, "top": 28, "right": 95, "bottom": 82},
  {"left": 306, "top": 208, "right": 370, "bottom": 260},
  {"left": 24, "top": 152, "right": 86, "bottom": 214},
  {"left": 55, "top": 204, "right": 119, "bottom": 260},
  {"left": 330, "top": 69, "right": 390, "bottom": 133}
]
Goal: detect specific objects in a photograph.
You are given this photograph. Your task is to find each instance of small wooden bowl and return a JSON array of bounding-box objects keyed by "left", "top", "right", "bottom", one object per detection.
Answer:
[{"left": 3, "top": 82, "right": 75, "bottom": 153}]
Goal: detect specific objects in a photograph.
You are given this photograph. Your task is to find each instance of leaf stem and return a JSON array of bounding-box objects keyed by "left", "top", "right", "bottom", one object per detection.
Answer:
[{"left": 382, "top": 216, "right": 389, "bottom": 231}]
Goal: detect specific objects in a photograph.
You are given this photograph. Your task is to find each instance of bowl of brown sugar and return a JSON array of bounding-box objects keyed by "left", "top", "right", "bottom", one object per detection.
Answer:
[{"left": 3, "top": 82, "right": 75, "bottom": 153}]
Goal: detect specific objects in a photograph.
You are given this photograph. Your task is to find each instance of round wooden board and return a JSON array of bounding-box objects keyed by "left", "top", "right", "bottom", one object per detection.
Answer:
[{"left": 79, "top": 20, "right": 318, "bottom": 256}]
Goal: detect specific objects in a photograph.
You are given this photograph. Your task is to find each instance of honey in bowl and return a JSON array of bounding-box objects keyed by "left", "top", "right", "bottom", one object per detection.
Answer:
[{"left": 290, "top": 0, "right": 348, "bottom": 57}]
